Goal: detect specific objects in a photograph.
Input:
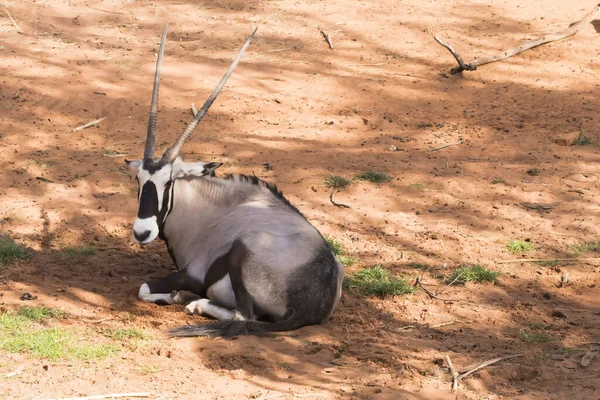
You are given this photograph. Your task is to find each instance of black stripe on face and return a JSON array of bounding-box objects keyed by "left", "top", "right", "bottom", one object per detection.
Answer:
[
  {"left": 138, "top": 181, "right": 159, "bottom": 219},
  {"left": 157, "top": 180, "right": 172, "bottom": 225}
]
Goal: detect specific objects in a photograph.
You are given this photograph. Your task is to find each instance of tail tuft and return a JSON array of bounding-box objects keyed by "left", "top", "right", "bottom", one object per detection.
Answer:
[{"left": 168, "top": 320, "right": 269, "bottom": 338}]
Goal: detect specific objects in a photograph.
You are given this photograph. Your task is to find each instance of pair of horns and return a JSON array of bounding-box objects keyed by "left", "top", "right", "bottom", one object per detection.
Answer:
[{"left": 144, "top": 22, "right": 258, "bottom": 161}]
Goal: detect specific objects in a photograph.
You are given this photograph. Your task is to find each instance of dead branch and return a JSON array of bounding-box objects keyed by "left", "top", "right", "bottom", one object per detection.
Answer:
[
  {"left": 318, "top": 28, "right": 336, "bottom": 50},
  {"left": 4, "top": 7, "right": 20, "bottom": 31},
  {"left": 44, "top": 393, "right": 152, "bottom": 400},
  {"left": 558, "top": 272, "right": 569, "bottom": 288},
  {"left": 2, "top": 366, "right": 24, "bottom": 377},
  {"left": 73, "top": 117, "right": 106, "bottom": 132},
  {"left": 521, "top": 202, "right": 559, "bottom": 212},
  {"left": 445, "top": 353, "right": 459, "bottom": 392},
  {"left": 430, "top": 140, "right": 463, "bottom": 152},
  {"left": 581, "top": 344, "right": 599, "bottom": 367},
  {"left": 458, "top": 354, "right": 525, "bottom": 380},
  {"left": 433, "top": 3, "right": 600, "bottom": 74},
  {"left": 496, "top": 258, "right": 600, "bottom": 264},
  {"left": 329, "top": 190, "right": 350, "bottom": 208}
]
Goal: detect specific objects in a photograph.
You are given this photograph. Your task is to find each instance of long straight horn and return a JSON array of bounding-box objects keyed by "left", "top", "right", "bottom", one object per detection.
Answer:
[
  {"left": 162, "top": 27, "right": 258, "bottom": 163},
  {"left": 144, "top": 22, "right": 169, "bottom": 160}
]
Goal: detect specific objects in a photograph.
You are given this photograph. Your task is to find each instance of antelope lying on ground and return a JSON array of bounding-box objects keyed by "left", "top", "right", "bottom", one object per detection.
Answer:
[{"left": 125, "top": 23, "right": 344, "bottom": 337}]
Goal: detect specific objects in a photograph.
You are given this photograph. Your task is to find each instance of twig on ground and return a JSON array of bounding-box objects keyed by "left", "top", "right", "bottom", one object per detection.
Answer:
[
  {"left": 496, "top": 258, "right": 600, "bottom": 264},
  {"left": 554, "top": 307, "right": 599, "bottom": 313},
  {"left": 560, "top": 173, "right": 599, "bottom": 188},
  {"left": 580, "top": 344, "right": 599, "bottom": 367},
  {"left": 414, "top": 275, "right": 473, "bottom": 304},
  {"left": 44, "top": 393, "right": 151, "bottom": 400},
  {"left": 445, "top": 353, "right": 459, "bottom": 392},
  {"left": 4, "top": 7, "right": 20, "bottom": 31},
  {"left": 432, "top": 34, "right": 471, "bottom": 73},
  {"left": 430, "top": 140, "right": 463, "bottom": 152},
  {"left": 86, "top": 4, "right": 126, "bottom": 15},
  {"left": 36, "top": 177, "right": 54, "bottom": 183},
  {"left": 318, "top": 28, "right": 338, "bottom": 50},
  {"left": 521, "top": 202, "right": 559, "bottom": 212},
  {"left": 2, "top": 366, "right": 24, "bottom": 378},
  {"left": 433, "top": 3, "right": 600, "bottom": 74},
  {"left": 329, "top": 190, "right": 350, "bottom": 208},
  {"left": 458, "top": 354, "right": 525, "bottom": 380},
  {"left": 80, "top": 317, "right": 111, "bottom": 324},
  {"left": 428, "top": 320, "right": 458, "bottom": 329},
  {"left": 558, "top": 272, "right": 569, "bottom": 288},
  {"left": 191, "top": 103, "right": 198, "bottom": 117},
  {"left": 102, "top": 153, "right": 129, "bottom": 158},
  {"left": 73, "top": 117, "right": 106, "bottom": 132}
]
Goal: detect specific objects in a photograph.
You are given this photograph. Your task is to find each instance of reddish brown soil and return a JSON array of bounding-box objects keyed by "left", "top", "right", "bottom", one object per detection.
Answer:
[{"left": 1, "top": 0, "right": 600, "bottom": 399}]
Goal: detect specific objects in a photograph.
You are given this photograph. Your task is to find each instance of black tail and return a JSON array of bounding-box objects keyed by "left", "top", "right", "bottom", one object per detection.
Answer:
[{"left": 168, "top": 311, "right": 301, "bottom": 338}]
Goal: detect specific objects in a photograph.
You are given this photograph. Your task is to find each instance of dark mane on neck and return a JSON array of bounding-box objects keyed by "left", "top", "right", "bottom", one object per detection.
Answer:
[{"left": 225, "top": 173, "right": 306, "bottom": 218}]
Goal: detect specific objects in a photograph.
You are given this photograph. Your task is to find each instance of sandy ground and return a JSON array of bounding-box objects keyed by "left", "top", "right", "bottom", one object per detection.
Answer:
[{"left": 1, "top": 0, "right": 600, "bottom": 399}]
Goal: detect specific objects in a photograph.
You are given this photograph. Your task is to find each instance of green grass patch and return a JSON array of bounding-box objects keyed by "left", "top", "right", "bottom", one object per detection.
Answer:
[
  {"left": 506, "top": 239, "right": 534, "bottom": 254},
  {"left": 63, "top": 245, "right": 97, "bottom": 256},
  {"left": 520, "top": 324, "right": 554, "bottom": 344},
  {"left": 491, "top": 177, "right": 505, "bottom": 184},
  {"left": 324, "top": 175, "right": 350, "bottom": 190},
  {"left": 0, "top": 309, "right": 118, "bottom": 361},
  {"left": 17, "top": 306, "right": 66, "bottom": 322},
  {"left": 408, "top": 183, "right": 426, "bottom": 191},
  {"left": 573, "top": 133, "right": 592, "bottom": 146},
  {"left": 356, "top": 170, "right": 391, "bottom": 183},
  {"left": 0, "top": 235, "right": 30, "bottom": 266},
  {"left": 446, "top": 265, "right": 499, "bottom": 285},
  {"left": 407, "top": 263, "right": 430, "bottom": 270},
  {"left": 571, "top": 240, "right": 600, "bottom": 255},
  {"left": 324, "top": 235, "right": 358, "bottom": 266},
  {"left": 100, "top": 327, "right": 151, "bottom": 341},
  {"left": 344, "top": 266, "right": 414, "bottom": 297},
  {"left": 535, "top": 260, "right": 560, "bottom": 267}
]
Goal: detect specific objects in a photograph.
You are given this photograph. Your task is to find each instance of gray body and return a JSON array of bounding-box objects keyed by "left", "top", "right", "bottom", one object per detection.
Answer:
[{"left": 125, "top": 23, "right": 343, "bottom": 337}]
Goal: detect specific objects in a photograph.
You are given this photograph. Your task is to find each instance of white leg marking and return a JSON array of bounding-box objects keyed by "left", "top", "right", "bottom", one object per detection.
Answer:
[
  {"left": 184, "top": 298, "right": 235, "bottom": 320},
  {"left": 138, "top": 283, "right": 175, "bottom": 304},
  {"left": 206, "top": 274, "right": 236, "bottom": 309},
  {"left": 233, "top": 310, "right": 246, "bottom": 321}
]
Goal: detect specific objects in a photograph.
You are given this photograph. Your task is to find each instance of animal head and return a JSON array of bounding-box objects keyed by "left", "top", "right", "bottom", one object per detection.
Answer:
[{"left": 125, "top": 22, "right": 256, "bottom": 245}]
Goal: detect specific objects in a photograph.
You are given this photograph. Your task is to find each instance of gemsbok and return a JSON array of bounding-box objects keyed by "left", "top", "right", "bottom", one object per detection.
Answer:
[{"left": 125, "top": 22, "right": 344, "bottom": 337}]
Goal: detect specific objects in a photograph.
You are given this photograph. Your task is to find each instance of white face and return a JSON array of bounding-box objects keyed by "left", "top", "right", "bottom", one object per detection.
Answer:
[
  {"left": 126, "top": 157, "right": 222, "bottom": 245},
  {"left": 127, "top": 160, "right": 173, "bottom": 245}
]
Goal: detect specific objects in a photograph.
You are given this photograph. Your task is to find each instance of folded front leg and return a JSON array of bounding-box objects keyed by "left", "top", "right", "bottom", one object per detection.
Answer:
[{"left": 138, "top": 269, "right": 203, "bottom": 305}]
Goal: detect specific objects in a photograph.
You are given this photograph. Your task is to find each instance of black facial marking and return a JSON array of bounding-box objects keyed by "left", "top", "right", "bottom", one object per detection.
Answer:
[
  {"left": 138, "top": 181, "right": 159, "bottom": 218},
  {"left": 157, "top": 180, "right": 173, "bottom": 227},
  {"left": 143, "top": 158, "right": 169, "bottom": 173}
]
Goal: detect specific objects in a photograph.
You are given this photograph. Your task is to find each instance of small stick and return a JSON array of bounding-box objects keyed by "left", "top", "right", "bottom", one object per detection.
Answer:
[
  {"left": 558, "top": 272, "right": 569, "bottom": 288},
  {"left": 329, "top": 190, "right": 350, "bottom": 208},
  {"left": 434, "top": 4, "right": 600, "bottom": 74},
  {"left": 428, "top": 319, "right": 457, "bottom": 329},
  {"left": 73, "top": 117, "right": 106, "bottom": 132},
  {"left": 191, "top": 103, "right": 198, "bottom": 117},
  {"left": 4, "top": 7, "right": 20, "bottom": 31},
  {"left": 430, "top": 140, "right": 463, "bottom": 152},
  {"left": 3, "top": 366, "right": 24, "bottom": 377},
  {"left": 319, "top": 28, "right": 335, "bottom": 50},
  {"left": 445, "top": 353, "right": 459, "bottom": 392},
  {"left": 496, "top": 258, "right": 600, "bottom": 264},
  {"left": 44, "top": 393, "right": 152, "bottom": 400},
  {"left": 458, "top": 354, "right": 524, "bottom": 380}
]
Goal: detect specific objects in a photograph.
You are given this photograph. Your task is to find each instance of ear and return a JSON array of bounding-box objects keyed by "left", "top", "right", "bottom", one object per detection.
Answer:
[
  {"left": 125, "top": 159, "right": 142, "bottom": 171},
  {"left": 171, "top": 159, "right": 223, "bottom": 179}
]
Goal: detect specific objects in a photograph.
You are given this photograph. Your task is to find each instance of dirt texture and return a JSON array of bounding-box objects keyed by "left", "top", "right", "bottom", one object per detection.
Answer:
[{"left": 1, "top": 0, "right": 600, "bottom": 399}]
